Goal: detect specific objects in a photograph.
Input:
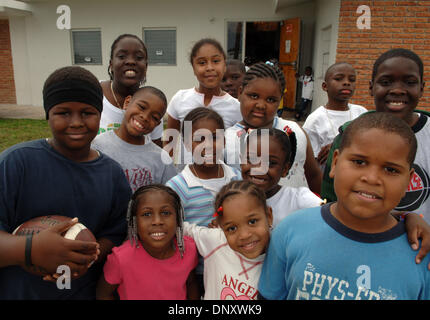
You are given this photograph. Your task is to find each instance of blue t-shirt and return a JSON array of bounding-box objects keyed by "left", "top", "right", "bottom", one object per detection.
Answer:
[
  {"left": 0, "top": 139, "right": 132, "bottom": 299},
  {"left": 258, "top": 204, "right": 430, "bottom": 300}
]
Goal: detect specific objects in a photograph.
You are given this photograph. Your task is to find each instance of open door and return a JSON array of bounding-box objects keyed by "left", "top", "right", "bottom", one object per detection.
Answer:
[{"left": 279, "top": 17, "right": 301, "bottom": 110}]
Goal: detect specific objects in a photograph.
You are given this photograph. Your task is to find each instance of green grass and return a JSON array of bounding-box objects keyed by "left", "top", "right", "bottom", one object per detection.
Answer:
[{"left": 0, "top": 119, "right": 51, "bottom": 152}]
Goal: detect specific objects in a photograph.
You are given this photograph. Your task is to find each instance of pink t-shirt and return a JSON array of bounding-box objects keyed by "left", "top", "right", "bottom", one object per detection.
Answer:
[{"left": 103, "top": 236, "right": 198, "bottom": 300}]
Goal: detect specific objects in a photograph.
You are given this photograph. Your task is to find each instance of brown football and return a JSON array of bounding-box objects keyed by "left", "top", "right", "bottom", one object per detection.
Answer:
[{"left": 12, "top": 215, "right": 96, "bottom": 276}]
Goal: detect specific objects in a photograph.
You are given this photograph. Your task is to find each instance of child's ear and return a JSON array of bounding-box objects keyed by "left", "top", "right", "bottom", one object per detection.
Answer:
[
  {"left": 369, "top": 80, "right": 374, "bottom": 97},
  {"left": 322, "top": 81, "right": 328, "bottom": 92},
  {"left": 266, "top": 206, "right": 273, "bottom": 229},
  {"left": 238, "top": 86, "right": 244, "bottom": 99},
  {"left": 329, "top": 149, "right": 340, "bottom": 179},
  {"left": 123, "top": 95, "right": 133, "bottom": 110},
  {"left": 281, "top": 162, "right": 290, "bottom": 178}
]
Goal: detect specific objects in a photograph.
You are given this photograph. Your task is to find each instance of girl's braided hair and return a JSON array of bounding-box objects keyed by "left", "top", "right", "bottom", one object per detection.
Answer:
[
  {"left": 214, "top": 180, "right": 269, "bottom": 217},
  {"left": 242, "top": 62, "right": 286, "bottom": 97},
  {"left": 126, "top": 184, "right": 186, "bottom": 258}
]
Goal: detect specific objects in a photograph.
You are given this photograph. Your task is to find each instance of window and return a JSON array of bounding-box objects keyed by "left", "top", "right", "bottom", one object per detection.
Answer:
[
  {"left": 71, "top": 29, "right": 102, "bottom": 65},
  {"left": 320, "top": 26, "right": 332, "bottom": 79},
  {"left": 143, "top": 28, "right": 176, "bottom": 65},
  {"left": 226, "top": 21, "right": 244, "bottom": 60}
]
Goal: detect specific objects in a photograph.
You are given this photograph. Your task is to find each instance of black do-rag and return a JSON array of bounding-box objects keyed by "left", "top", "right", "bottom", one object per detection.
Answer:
[{"left": 43, "top": 79, "right": 103, "bottom": 119}]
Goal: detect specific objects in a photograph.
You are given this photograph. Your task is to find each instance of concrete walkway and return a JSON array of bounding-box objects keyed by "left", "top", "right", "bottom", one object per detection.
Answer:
[{"left": 0, "top": 104, "right": 45, "bottom": 120}]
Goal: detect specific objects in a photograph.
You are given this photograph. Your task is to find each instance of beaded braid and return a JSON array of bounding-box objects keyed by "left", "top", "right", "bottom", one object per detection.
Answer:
[
  {"left": 242, "top": 62, "right": 286, "bottom": 96},
  {"left": 126, "top": 184, "right": 186, "bottom": 258}
]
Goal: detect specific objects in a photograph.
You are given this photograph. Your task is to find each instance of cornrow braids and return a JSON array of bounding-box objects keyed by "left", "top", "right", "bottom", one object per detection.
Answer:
[
  {"left": 242, "top": 62, "right": 286, "bottom": 96},
  {"left": 126, "top": 184, "right": 186, "bottom": 258},
  {"left": 214, "top": 180, "right": 269, "bottom": 217}
]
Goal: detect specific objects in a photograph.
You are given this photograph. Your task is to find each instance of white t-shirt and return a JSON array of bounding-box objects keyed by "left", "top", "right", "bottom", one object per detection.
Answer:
[
  {"left": 183, "top": 222, "right": 264, "bottom": 300},
  {"left": 167, "top": 88, "right": 242, "bottom": 168},
  {"left": 167, "top": 88, "right": 242, "bottom": 128},
  {"left": 225, "top": 116, "right": 309, "bottom": 188},
  {"left": 299, "top": 75, "right": 314, "bottom": 100},
  {"left": 303, "top": 104, "right": 367, "bottom": 158},
  {"left": 99, "top": 95, "right": 164, "bottom": 140},
  {"left": 267, "top": 186, "right": 322, "bottom": 227}
]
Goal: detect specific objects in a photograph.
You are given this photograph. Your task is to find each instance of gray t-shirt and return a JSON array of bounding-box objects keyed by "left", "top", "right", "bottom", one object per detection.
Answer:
[{"left": 92, "top": 130, "right": 177, "bottom": 192}]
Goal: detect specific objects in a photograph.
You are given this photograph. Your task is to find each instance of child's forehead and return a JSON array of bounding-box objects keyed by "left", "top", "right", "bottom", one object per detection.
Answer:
[
  {"left": 376, "top": 56, "right": 420, "bottom": 78},
  {"left": 327, "top": 63, "right": 355, "bottom": 78}
]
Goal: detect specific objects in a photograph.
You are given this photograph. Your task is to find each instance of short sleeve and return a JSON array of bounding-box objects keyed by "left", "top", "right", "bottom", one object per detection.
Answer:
[
  {"left": 166, "top": 91, "right": 181, "bottom": 120},
  {"left": 258, "top": 227, "right": 289, "bottom": 300},
  {"left": 103, "top": 250, "right": 122, "bottom": 285}
]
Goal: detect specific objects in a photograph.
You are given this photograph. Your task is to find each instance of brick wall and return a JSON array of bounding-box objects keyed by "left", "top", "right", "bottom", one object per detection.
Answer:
[
  {"left": 337, "top": 0, "right": 430, "bottom": 111},
  {"left": 0, "top": 20, "right": 16, "bottom": 104}
]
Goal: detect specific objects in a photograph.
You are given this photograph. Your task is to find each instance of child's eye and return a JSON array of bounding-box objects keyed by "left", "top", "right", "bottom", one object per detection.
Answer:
[
  {"left": 161, "top": 211, "right": 172, "bottom": 216},
  {"left": 352, "top": 159, "right": 366, "bottom": 166},
  {"left": 378, "top": 78, "right": 391, "bottom": 86},
  {"left": 248, "top": 93, "right": 258, "bottom": 99},
  {"left": 249, "top": 219, "right": 257, "bottom": 225},
  {"left": 267, "top": 97, "right": 278, "bottom": 103},
  {"left": 226, "top": 226, "right": 237, "bottom": 233},
  {"left": 142, "top": 211, "right": 152, "bottom": 217},
  {"left": 385, "top": 167, "right": 399, "bottom": 174}
]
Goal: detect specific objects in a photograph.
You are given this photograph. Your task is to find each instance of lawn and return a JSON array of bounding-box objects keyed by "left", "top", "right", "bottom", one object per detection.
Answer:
[{"left": 0, "top": 119, "right": 51, "bottom": 152}]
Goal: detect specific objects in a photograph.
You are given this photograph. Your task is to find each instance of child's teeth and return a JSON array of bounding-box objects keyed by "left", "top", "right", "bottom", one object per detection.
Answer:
[{"left": 125, "top": 70, "right": 136, "bottom": 77}]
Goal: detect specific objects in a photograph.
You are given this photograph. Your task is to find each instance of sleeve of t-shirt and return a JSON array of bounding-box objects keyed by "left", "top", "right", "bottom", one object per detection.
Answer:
[
  {"left": 160, "top": 151, "right": 178, "bottom": 184},
  {"left": 258, "top": 226, "right": 289, "bottom": 300},
  {"left": 149, "top": 119, "right": 163, "bottom": 140},
  {"left": 166, "top": 90, "right": 182, "bottom": 120},
  {"left": 303, "top": 118, "right": 322, "bottom": 158},
  {"left": 0, "top": 149, "right": 22, "bottom": 232},
  {"left": 297, "top": 187, "right": 323, "bottom": 208},
  {"left": 183, "top": 222, "right": 224, "bottom": 257},
  {"left": 97, "top": 168, "right": 132, "bottom": 246},
  {"left": 103, "top": 249, "right": 122, "bottom": 285}
]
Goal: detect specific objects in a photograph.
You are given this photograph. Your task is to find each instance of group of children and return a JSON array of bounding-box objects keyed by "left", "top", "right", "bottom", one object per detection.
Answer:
[{"left": 1, "top": 32, "right": 430, "bottom": 300}]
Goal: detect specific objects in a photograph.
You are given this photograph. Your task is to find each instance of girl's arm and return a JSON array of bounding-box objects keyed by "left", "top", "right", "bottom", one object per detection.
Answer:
[
  {"left": 96, "top": 274, "right": 119, "bottom": 300},
  {"left": 302, "top": 129, "right": 323, "bottom": 194},
  {"left": 186, "top": 269, "right": 201, "bottom": 300}
]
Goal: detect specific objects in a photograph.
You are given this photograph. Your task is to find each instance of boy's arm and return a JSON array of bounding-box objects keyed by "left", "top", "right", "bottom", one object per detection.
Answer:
[
  {"left": 0, "top": 219, "right": 99, "bottom": 275},
  {"left": 402, "top": 212, "right": 430, "bottom": 269}
]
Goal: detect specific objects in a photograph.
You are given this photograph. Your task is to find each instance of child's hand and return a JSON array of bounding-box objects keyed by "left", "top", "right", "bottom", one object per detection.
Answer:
[
  {"left": 317, "top": 144, "right": 332, "bottom": 165},
  {"left": 404, "top": 212, "right": 430, "bottom": 269},
  {"left": 31, "top": 218, "right": 100, "bottom": 277}
]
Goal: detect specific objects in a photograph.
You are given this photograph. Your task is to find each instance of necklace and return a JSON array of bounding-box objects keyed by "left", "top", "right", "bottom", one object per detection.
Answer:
[
  {"left": 325, "top": 106, "right": 351, "bottom": 137},
  {"left": 110, "top": 81, "right": 122, "bottom": 108},
  {"left": 191, "top": 164, "right": 222, "bottom": 180}
]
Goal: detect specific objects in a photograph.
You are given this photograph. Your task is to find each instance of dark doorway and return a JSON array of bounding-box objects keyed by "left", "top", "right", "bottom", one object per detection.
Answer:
[{"left": 244, "top": 22, "right": 280, "bottom": 66}]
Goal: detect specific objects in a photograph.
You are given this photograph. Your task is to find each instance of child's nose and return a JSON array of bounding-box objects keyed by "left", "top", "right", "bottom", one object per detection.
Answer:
[
  {"left": 238, "top": 226, "right": 252, "bottom": 240},
  {"left": 70, "top": 113, "right": 84, "bottom": 127},
  {"left": 361, "top": 166, "right": 382, "bottom": 185}
]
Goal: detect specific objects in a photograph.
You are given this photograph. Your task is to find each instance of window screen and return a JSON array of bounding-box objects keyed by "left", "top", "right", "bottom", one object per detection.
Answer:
[
  {"left": 71, "top": 30, "right": 102, "bottom": 65},
  {"left": 143, "top": 29, "right": 176, "bottom": 65}
]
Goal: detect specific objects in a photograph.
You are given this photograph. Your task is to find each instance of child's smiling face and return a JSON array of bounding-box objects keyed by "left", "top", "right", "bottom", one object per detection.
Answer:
[
  {"left": 370, "top": 56, "right": 424, "bottom": 126},
  {"left": 219, "top": 193, "right": 273, "bottom": 259},
  {"left": 135, "top": 190, "right": 178, "bottom": 259},
  {"left": 110, "top": 36, "right": 147, "bottom": 88},
  {"left": 329, "top": 128, "right": 414, "bottom": 232},
  {"left": 120, "top": 90, "right": 165, "bottom": 144},
  {"left": 192, "top": 44, "right": 226, "bottom": 91},
  {"left": 239, "top": 77, "right": 282, "bottom": 129},
  {"left": 241, "top": 135, "right": 289, "bottom": 198}
]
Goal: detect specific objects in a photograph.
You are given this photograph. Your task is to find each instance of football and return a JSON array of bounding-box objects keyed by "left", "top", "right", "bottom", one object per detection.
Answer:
[{"left": 12, "top": 215, "right": 96, "bottom": 276}]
